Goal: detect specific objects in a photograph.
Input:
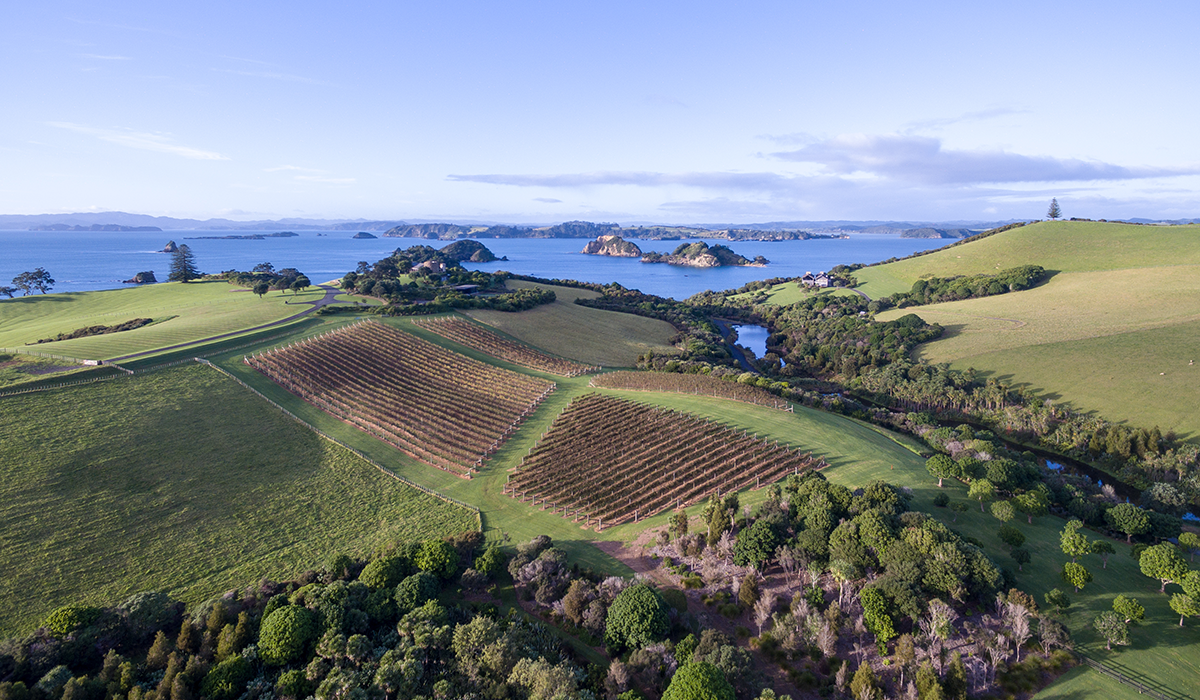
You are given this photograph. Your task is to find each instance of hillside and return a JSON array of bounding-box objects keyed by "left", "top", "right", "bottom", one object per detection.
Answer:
[{"left": 868, "top": 221, "right": 1200, "bottom": 437}]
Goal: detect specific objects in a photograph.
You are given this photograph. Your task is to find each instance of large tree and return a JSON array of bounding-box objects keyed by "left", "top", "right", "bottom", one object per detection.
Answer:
[
  {"left": 12, "top": 267, "right": 54, "bottom": 295},
  {"left": 1061, "top": 562, "right": 1092, "bottom": 593},
  {"left": 168, "top": 245, "right": 200, "bottom": 283},
  {"left": 925, "top": 454, "right": 956, "bottom": 488},
  {"left": 1059, "top": 519, "right": 1091, "bottom": 562},
  {"left": 968, "top": 479, "right": 995, "bottom": 513},
  {"left": 1047, "top": 198, "right": 1062, "bottom": 220},
  {"left": 1105, "top": 503, "right": 1150, "bottom": 544},
  {"left": 1014, "top": 490, "right": 1049, "bottom": 524},
  {"left": 605, "top": 584, "right": 670, "bottom": 652},
  {"left": 661, "top": 661, "right": 734, "bottom": 700},
  {"left": 1138, "top": 543, "right": 1188, "bottom": 593},
  {"left": 1092, "top": 611, "right": 1128, "bottom": 651}
]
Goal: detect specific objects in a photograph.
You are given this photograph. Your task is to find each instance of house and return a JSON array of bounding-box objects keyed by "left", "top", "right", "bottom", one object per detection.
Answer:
[
  {"left": 415, "top": 260, "right": 446, "bottom": 273},
  {"left": 800, "top": 271, "right": 830, "bottom": 288},
  {"left": 800, "top": 272, "right": 815, "bottom": 285}
]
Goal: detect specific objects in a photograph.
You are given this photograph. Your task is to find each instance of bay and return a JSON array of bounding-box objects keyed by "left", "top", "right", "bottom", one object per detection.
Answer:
[{"left": 0, "top": 230, "right": 955, "bottom": 299}]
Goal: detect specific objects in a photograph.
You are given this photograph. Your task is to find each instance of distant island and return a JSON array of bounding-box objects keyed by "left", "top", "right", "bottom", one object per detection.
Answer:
[
  {"left": 900, "top": 227, "right": 975, "bottom": 239},
  {"left": 122, "top": 271, "right": 157, "bottom": 284},
  {"left": 30, "top": 224, "right": 162, "bottom": 232},
  {"left": 641, "top": 241, "right": 767, "bottom": 268},
  {"left": 581, "top": 235, "right": 642, "bottom": 257},
  {"left": 352, "top": 232, "right": 377, "bottom": 239},
  {"left": 383, "top": 220, "right": 839, "bottom": 242},
  {"left": 439, "top": 239, "right": 504, "bottom": 262},
  {"left": 184, "top": 232, "right": 300, "bottom": 240}
]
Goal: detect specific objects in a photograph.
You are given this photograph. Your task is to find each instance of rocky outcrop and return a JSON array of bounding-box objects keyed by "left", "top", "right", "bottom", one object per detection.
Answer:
[
  {"left": 439, "top": 239, "right": 501, "bottom": 263},
  {"left": 352, "top": 232, "right": 378, "bottom": 239},
  {"left": 582, "top": 235, "right": 642, "bottom": 257},
  {"left": 641, "top": 241, "right": 767, "bottom": 268},
  {"left": 122, "top": 271, "right": 157, "bottom": 284},
  {"left": 162, "top": 240, "right": 179, "bottom": 253}
]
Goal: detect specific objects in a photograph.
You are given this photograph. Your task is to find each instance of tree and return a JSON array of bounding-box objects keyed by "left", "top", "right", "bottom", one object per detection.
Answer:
[
  {"left": 168, "top": 245, "right": 200, "bottom": 283},
  {"left": 1060, "top": 520, "right": 1091, "bottom": 562},
  {"left": 1112, "top": 595, "right": 1144, "bottom": 624},
  {"left": 733, "top": 519, "right": 781, "bottom": 568},
  {"left": 12, "top": 267, "right": 55, "bottom": 295},
  {"left": 661, "top": 661, "right": 734, "bottom": 700},
  {"left": 1105, "top": 503, "right": 1150, "bottom": 544},
  {"left": 1014, "top": 490, "right": 1049, "bottom": 524},
  {"left": 1045, "top": 588, "right": 1071, "bottom": 614},
  {"left": 1011, "top": 547, "right": 1031, "bottom": 571},
  {"left": 1139, "top": 543, "right": 1188, "bottom": 593},
  {"left": 1170, "top": 593, "right": 1200, "bottom": 626},
  {"left": 253, "top": 281, "right": 270, "bottom": 299},
  {"left": 925, "top": 455, "right": 956, "bottom": 488},
  {"left": 968, "top": 479, "right": 995, "bottom": 513},
  {"left": 850, "top": 663, "right": 880, "bottom": 700},
  {"left": 605, "top": 584, "right": 670, "bottom": 652},
  {"left": 671, "top": 510, "right": 689, "bottom": 539},
  {"left": 1047, "top": 198, "right": 1062, "bottom": 220},
  {"left": 1093, "top": 611, "right": 1128, "bottom": 650},
  {"left": 998, "top": 524, "right": 1026, "bottom": 549},
  {"left": 1179, "top": 532, "right": 1200, "bottom": 562},
  {"left": 394, "top": 572, "right": 439, "bottom": 615},
  {"left": 0, "top": 285, "right": 17, "bottom": 298},
  {"left": 258, "top": 606, "right": 317, "bottom": 665},
  {"left": 990, "top": 500, "right": 1016, "bottom": 523},
  {"left": 1092, "top": 540, "right": 1115, "bottom": 569},
  {"left": 949, "top": 502, "right": 969, "bottom": 522},
  {"left": 290, "top": 275, "right": 311, "bottom": 295},
  {"left": 1061, "top": 562, "right": 1092, "bottom": 593},
  {"left": 860, "top": 587, "right": 896, "bottom": 647},
  {"left": 414, "top": 539, "right": 458, "bottom": 578}
]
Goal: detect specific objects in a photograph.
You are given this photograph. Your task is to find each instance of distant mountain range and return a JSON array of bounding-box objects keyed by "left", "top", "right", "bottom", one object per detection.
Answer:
[{"left": 2, "top": 211, "right": 1197, "bottom": 234}]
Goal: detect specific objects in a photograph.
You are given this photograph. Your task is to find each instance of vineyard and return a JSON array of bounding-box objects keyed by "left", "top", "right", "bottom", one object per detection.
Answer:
[
  {"left": 505, "top": 394, "right": 823, "bottom": 529},
  {"left": 245, "top": 320, "right": 554, "bottom": 477},
  {"left": 412, "top": 316, "right": 599, "bottom": 377},
  {"left": 590, "top": 370, "right": 792, "bottom": 410}
]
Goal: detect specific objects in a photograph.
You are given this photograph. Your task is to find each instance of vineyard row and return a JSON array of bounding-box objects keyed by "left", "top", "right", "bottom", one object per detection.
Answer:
[
  {"left": 413, "top": 316, "right": 599, "bottom": 377},
  {"left": 590, "top": 370, "right": 793, "bottom": 411}
]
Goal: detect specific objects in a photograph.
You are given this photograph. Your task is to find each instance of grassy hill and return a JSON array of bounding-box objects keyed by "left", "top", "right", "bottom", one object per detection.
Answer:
[
  {"left": 465, "top": 280, "right": 678, "bottom": 367},
  {"left": 0, "top": 363, "right": 477, "bottom": 634},
  {"left": 0, "top": 280, "right": 323, "bottom": 361},
  {"left": 867, "top": 221, "right": 1200, "bottom": 437}
]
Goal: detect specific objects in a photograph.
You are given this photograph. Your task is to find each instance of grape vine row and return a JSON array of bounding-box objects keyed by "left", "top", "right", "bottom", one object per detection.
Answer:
[
  {"left": 245, "top": 320, "right": 555, "bottom": 477},
  {"left": 505, "top": 393, "right": 824, "bottom": 529},
  {"left": 412, "top": 316, "right": 599, "bottom": 377},
  {"left": 590, "top": 370, "right": 792, "bottom": 411}
]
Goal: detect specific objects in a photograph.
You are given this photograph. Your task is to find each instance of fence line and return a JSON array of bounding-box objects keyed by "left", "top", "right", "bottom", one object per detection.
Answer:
[
  {"left": 0, "top": 347, "right": 89, "bottom": 363},
  {"left": 1074, "top": 651, "right": 1178, "bottom": 700},
  {"left": 195, "top": 359, "right": 483, "bottom": 530}
]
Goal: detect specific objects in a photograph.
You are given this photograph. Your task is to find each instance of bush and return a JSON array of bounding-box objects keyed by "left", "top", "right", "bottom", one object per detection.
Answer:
[
  {"left": 358, "top": 556, "right": 409, "bottom": 589},
  {"left": 605, "top": 584, "right": 670, "bottom": 652},
  {"left": 932, "top": 492, "right": 950, "bottom": 507},
  {"left": 661, "top": 661, "right": 735, "bottom": 700},
  {"left": 200, "top": 656, "right": 252, "bottom": 700},
  {"left": 275, "top": 670, "right": 309, "bottom": 699},
  {"left": 414, "top": 540, "right": 459, "bottom": 579},
  {"left": 259, "top": 606, "right": 318, "bottom": 665},
  {"left": 395, "top": 572, "right": 440, "bottom": 614},
  {"left": 43, "top": 605, "right": 101, "bottom": 637}
]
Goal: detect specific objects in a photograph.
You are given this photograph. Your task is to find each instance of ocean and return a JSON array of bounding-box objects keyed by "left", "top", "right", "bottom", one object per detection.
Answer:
[{"left": 0, "top": 230, "right": 954, "bottom": 300}]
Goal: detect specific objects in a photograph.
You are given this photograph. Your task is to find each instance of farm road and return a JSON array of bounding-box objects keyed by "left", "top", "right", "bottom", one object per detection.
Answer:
[{"left": 109, "top": 284, "right": 341, "bottom": 362}]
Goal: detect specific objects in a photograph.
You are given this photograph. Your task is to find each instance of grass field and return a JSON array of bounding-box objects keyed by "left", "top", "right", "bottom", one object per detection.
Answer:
[
  {"left": 854, "top": 220, "right": 1200, "bottom": 299},
  {"left": 0, "top": 281, "right": 324, "bottom": 361},
  {"left": 866, "top": 221, "right": 1200, "bottom": 437},
  {"left": 0, "top": 363, "right": 478, "bottom": 635},
  {"left": 730, "top": 282, "right": 862, "bottom": 306},
  {"left": 0, "top": 352, "right": 98, "bottom": 388},
  {"left": 464, "top": 280, "right": 678, "bottom": 367}
]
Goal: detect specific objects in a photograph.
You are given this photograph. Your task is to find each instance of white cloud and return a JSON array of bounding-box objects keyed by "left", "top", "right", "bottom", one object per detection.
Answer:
[
  {"left": 770, "top": 134, "right": 1195, "bottom": 185},
  {"left": 48, "top": 122, "right": 229, "bottom": 160}
]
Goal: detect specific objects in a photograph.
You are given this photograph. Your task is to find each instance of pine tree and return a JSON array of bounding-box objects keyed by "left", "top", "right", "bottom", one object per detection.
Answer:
[
  {"left": 1047, "top": 198, "right": 1062, "bottom": 220},
  {"left": 168, "top": 245, "right": 200, "bottom": 283}
]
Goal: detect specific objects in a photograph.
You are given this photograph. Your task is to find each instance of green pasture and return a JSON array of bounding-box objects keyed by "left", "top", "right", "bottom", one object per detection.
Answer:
[
  {"left": 1033, "top": 665, "right": 1147, "bottom": 700},
  {"left": 0, "top": 352, "right": 98, "bottom": 388},
  {"left": 0, "top": 281, "right": 325, "bottom": 361},
  {"left": 730, "top": 282, "right": 861, "bottom": 306},
  {"left": 0, "top": 364, "right": 477, "bottom": 635},
  {"left": 465, "top": 280, "right": 678, "bottom": 367},
  {"left": 870, "top": 232, "right": 1200, "bottom": 436},
  {"left": 854, "top": 220, "right": 1200, "bottom": 299}
]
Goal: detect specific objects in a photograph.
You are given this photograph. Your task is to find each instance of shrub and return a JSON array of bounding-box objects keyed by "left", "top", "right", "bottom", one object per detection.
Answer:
[
  {"left": 275, "top": 670, "right": 309, "bottom": 699},
  {"left": 259, "top": 606, "right": 317, "bottom": 665},
  {"left": 661, "top": 661, "right": 735, "bottom": 700},
  {"left": 414, "top": 540, "right": 459, "bottom": 579},
  {"left": 200, "top": 656, "right": 252, "bottom": 700},
  {"left": 395, "top": 572, "right": 440, "bottom": 614},
  {"left": 43, "top": 605, "right": 101, "bottom": 637},
  {"left": 932, "top": 492, "right": 950, "bottom": 508},
  {"left": 605, "top": 584, "right": 670, "bottom": 652},
  {"left": 358, "top": 555, "right": 409, "bottom": 589}
]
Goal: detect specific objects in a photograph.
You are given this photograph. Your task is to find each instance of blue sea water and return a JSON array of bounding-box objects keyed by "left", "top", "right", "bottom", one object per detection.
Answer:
[{"left": 0, "top": 230, "right": 955, "bottom": 300}]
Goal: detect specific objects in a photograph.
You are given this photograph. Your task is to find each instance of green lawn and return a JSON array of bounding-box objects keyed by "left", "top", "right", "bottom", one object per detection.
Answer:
[
  {"left": 731, "top": 282, "right": 861, "bottom": 306},
  {"left": 0, "top": 352, "right": 99, "bottom": 388},
  {"left": 0, "top": 364, "right": 477, "bottom": 635},
  {"left": 465, "top": 281, "right": 678, "bottom": 367},
  {"left": 0, "top": 281, "right": 325, "bottom": 361}
]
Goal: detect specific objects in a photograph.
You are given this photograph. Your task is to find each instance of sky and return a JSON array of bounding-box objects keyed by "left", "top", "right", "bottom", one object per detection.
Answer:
[{"left": 2, "top": 1, "right": 1198, "bottom": 224}]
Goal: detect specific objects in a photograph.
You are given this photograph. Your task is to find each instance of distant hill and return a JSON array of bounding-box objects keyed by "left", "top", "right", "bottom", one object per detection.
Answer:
[{"left": 899, "top": 227, "right": 976, "bottom": 239}]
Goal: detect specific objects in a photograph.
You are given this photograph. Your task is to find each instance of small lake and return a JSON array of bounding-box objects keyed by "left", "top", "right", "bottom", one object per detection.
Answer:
[
  {"left": 732, "top": 324, "right": 771, "bottom": 358},
  {"left": 0, "top": 230, "right": 956, "bottom": 299}
]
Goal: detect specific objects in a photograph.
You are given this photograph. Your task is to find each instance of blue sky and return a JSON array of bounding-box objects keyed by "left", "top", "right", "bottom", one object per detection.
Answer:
[{"left": 2, "top": 1, "right": 1198, "bottom": 223}]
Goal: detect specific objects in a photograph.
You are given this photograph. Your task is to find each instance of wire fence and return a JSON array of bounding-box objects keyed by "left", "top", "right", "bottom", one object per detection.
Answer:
[{"left": 1074, "top": 651, "right": 1181, "bottom": 700}]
